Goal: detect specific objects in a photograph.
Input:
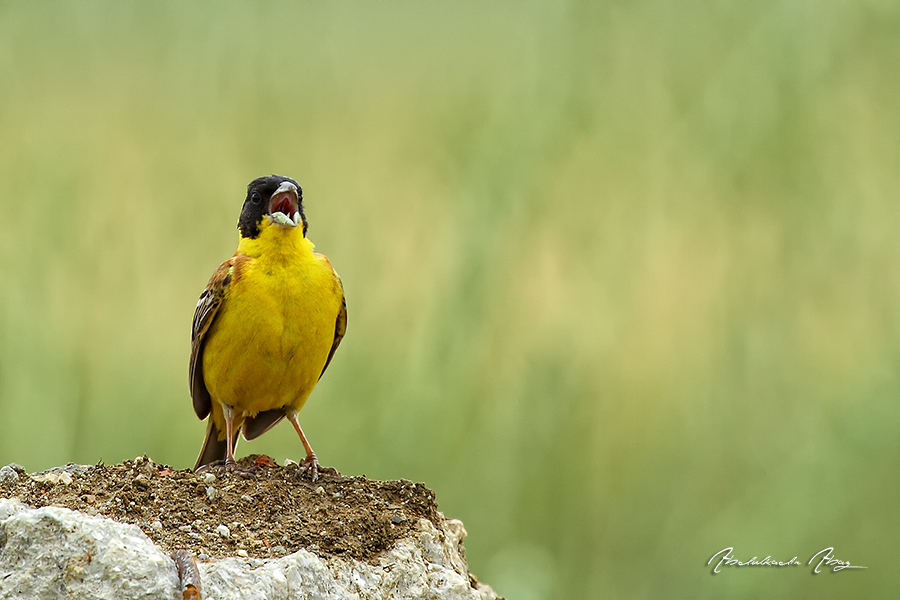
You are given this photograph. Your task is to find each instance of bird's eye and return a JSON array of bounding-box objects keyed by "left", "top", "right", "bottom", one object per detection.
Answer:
[{"left": 250, "top": 192, "right": 262, "bottom": 205}]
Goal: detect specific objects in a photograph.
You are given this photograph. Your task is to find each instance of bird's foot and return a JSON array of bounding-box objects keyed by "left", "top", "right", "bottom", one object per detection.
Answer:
[{"left": 298, "top": 454, "right": 339, "bottom": 482}]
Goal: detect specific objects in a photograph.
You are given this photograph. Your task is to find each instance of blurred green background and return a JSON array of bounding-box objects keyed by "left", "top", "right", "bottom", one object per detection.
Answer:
[{"left": 1, "top": 1, "right": 898, "bottom": 597}]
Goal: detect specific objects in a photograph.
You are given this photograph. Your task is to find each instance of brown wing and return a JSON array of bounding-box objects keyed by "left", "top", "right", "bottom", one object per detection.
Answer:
[
  {"left": 317, "top": 256, "right": 347, "bottom": 382},
  {"left": 189, "top": 255, "right": 240, "bottom": 419}
]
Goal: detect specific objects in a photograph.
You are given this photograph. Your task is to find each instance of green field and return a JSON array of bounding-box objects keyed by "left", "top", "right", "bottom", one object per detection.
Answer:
[{"left": 1, "top": 2, "right": 898, "bottom": 597}]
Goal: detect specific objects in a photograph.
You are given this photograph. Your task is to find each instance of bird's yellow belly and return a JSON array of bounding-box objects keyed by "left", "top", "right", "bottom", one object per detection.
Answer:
[{"left": 202, "top": 257, "right": 339, "bottom": 424}]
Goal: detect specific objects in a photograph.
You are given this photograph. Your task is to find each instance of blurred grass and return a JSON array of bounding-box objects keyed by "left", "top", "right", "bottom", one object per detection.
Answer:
[{"left": 1, "top": 1, "right": 899, "bottom": 597}]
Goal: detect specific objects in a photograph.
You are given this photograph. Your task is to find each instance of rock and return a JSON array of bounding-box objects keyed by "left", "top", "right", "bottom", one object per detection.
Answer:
[
  {"left": 195, "top": 517, "right": 497, "bottom": 600},
  {"left": 30, "top": 472, "right": 73, "bottom": 486},
  {"left": 0, "top": 499, "right": 179, "bottom": 599},
  {"left": 0, "top": 466, "right": 500, "bottom": 600},
  {"left": 0, "top": 466, "right": 19, "bottom": 484}
]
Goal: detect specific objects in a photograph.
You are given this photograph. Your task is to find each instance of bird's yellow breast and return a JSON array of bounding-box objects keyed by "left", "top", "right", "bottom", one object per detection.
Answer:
[{"left": 202, "top": 219, "right": 342, "bottom": 426}]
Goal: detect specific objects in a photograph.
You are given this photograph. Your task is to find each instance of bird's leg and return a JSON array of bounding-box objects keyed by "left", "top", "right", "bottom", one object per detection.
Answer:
[
  {"left": 286, "top": 409, "right": 338, "bottom": 482},
  {"left": 223, "top": 403, "right": 238, "bottom": 467}
]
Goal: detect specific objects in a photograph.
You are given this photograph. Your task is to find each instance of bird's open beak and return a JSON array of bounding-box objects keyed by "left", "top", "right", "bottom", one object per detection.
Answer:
[{"left": 268, "top": 181, "right": 301, "bottom": 227}]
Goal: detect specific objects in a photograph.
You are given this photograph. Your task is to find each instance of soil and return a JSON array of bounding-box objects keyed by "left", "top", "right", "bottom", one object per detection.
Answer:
[{"left": 0, "top": 455, "right": 441, "bottom": 564}]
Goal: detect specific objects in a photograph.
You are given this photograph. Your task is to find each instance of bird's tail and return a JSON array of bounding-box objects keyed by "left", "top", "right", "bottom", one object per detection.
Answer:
[{"left": 193, "top": 419, "right": 239, "bottom": 471}]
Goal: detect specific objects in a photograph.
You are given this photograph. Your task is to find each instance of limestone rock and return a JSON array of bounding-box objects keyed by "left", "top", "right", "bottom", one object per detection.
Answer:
[
  {"left": 0, "top": 498, "right": 498, "bottom": 600},
  {"left": 0, "top": 499, "right": 179, "bottom": 599}
]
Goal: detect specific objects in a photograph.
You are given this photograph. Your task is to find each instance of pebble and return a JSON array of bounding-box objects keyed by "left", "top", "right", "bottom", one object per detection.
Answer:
[
  {"left": 178, "top": 525, "right": 192, "bottom": 532},
  {"left": 271, "top": 545, "right": 287, "bottom": 555},
  {"left": 202, "top": 472, "right": 216, "bottom": 484},
  {"left": 32, "top": 472, "right": 73, "bottom": 485},
  {"left": 315, "top": 486, "right": 325, "bottom": 495},
  {"left": 284, "top": 458, "right": 298, "bottom": 467},
  {"left": 189, "top": 532, "right": 203, "bottom": 540},
  {"left": 150, "top": 520, "right": 163, "bottom": 532},
  {"left": 0, "top": 465, "right": 19, "bottom": 484},
  {"left": 198, "top": 553, "right": 210, "bottom": 561},
  {"left": 132, "top": 474, "right": 151, "bottom": 489},
  {"left": 216, "top": 524, "right": 231, "bottom": 539},
  {"left": 206, "top": 486, "right": 218, "bottom": 500},
  {"left": 236, "top": 549, "right": 249, "bottom": 557},
  {"left": 241, "top": 495, "right": 253, "bottom": 503},
  {"left": 391, "top": 514, "right": 406, "bottom": 524}
]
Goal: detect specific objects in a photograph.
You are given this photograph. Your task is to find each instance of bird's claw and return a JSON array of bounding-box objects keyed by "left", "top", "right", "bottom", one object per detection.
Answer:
[{"left": 298, "top": 454, "right": 338, "bottom": 482}]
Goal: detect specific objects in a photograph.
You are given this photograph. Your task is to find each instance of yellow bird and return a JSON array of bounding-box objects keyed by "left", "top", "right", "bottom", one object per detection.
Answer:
[{"left": 189, "top": 175, "right": 347, "bottom": 478}]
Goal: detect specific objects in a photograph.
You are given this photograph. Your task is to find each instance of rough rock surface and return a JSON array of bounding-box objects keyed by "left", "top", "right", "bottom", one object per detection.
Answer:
[
  {"left": 0, "top": 499, "right": 179, "bottom": 599},
  {"left": 0, "top": 460, "right": 500, "bottom": 600}
]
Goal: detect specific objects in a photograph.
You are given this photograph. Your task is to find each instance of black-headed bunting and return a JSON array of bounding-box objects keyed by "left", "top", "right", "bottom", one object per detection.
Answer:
[{"left": 189, "top": 175, "right": 346, "bottom": 480}]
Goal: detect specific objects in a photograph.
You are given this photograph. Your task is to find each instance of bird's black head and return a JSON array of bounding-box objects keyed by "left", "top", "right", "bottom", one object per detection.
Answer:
[{"left": 238, "top": 174, "right": 307, "bottom": 238}]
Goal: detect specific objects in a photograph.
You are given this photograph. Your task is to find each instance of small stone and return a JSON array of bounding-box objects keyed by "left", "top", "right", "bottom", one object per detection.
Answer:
[
  {"left": 315, "top": 486, "right": 325, "bottom": 495},
  {"left": 284, "top": 458, "right": 298, "bottom": 467},
  {"left": 0, "top": 466, "right": 19, "bottom": 484},
  {"left": 134, "top": 456, "right": 144, "bottom": 465},
  {"left": 178, "top": 525, "right": 192, "bottom": 532},
  {"left": 189, "top": 532, "right": 203, "bottom": 540},
  {"left": 236, "top": 549, "right": 249, "bottom": 558},
  {"left": 391, "top": 514, "right": 406, "bottom": 525},
  {"left": 216, "top": 524, "right": 231, "bottom": 539},
  {"left": 197, "top": 553, "right": 210, "bottom": 561},
  {"left": 206, "top": 486, "right": 218, "bottom": 500},
  {"left": 193, "top": 519, "right": 204, "bottom": 528},
  {"left": 133, "top": 474, "right": 151, "bottom": 489},
  {"left": 241, "top": 495, "right": 253, "bottom": 503},
  {"left": 57, "top": 472, "right": 73, "bottom": 485},
  {"left": 271, "top": 545, "right": 287, "bottom": 555},
  {"left": 83, "top": 495, "right": 96, "bottom": 504},
  {"left": 202, "top": 472, "right": 216, "bottom": 484},
  {"left": 150, "top": 520, "right": 163, "bottom": 532}
]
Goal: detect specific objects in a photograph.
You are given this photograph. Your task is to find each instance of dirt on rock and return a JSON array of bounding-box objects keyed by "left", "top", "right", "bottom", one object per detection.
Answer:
[{"left": 0, "top": 455, "right": 441, "bottom": 563}]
